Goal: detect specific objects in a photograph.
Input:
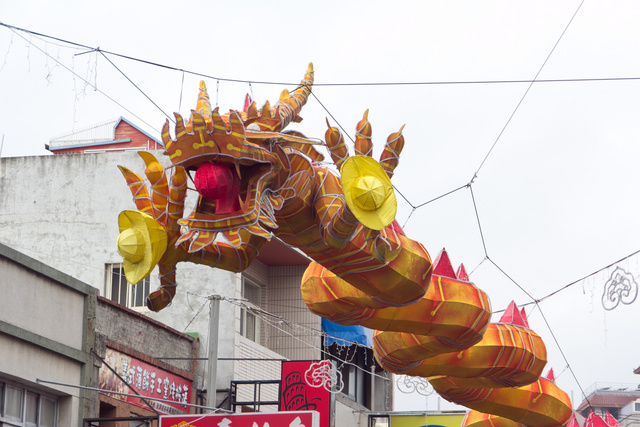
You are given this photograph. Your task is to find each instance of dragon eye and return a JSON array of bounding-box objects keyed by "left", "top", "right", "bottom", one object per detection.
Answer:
[{"left": 246, "top": 123, "right": 260, "bottom": 131}]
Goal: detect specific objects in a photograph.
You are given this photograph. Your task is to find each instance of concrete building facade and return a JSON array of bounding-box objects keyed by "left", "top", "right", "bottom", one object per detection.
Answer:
[
  {"left": 0, "top": 241, "right": 203, "bottom": 426},
  {"left": 0, "top": 242, "right": 98, "bottom": 426},
  {"left": 1, "top": 143, "right": 392, "bottom": 424}
]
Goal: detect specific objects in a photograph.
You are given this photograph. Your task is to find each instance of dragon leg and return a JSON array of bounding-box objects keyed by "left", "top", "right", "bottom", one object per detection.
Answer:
[{"left": 146, "top": 231, "right": 267, "bottom": 312}]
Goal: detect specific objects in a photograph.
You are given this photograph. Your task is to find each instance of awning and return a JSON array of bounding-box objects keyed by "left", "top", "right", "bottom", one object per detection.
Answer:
[{"left": 321, "top": 318, "right": 372, "bottom": 347}]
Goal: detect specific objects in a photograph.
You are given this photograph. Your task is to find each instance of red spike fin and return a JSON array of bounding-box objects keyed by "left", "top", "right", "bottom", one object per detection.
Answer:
[
  {"left": 432, "top": 248, "right": 456, "bottom": 279},
  {"left": 546, "top": 368, "right": 555, "bottom": 382},
  {"left": 499, "top": 301, "right": 529, "bottom": 328},
  {"left": 456, "top": 263, "right": 469, "bottom": 281}
]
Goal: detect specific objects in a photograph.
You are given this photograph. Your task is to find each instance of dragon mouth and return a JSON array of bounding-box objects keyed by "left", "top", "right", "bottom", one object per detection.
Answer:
[
  {"left": 174, "top": 145, "right": 289, "bottom": 249},
  {"left": 189, "top": 160, "right": 271, "bottom": 217}
]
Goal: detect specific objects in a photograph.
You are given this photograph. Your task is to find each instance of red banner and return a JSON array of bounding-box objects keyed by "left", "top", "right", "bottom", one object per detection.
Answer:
[
  {"left": 160, "top": 411, "right": 319, "bottom": 427},
  {"left": 99, "top": 347, "right": 191, "bottom": 415},
  {"left": 280, "top": 361, "right": 331, "bottom": 427}
]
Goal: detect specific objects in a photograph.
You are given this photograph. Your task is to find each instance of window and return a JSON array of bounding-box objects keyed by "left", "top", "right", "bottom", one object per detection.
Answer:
[
  {"left": 325, "top": 343, "right": 373, "bottom": 408},
  {"left": 0, "top": 379, "right": 58, "bottom": 427},
  {"left": 369, "top": 415, "right": 389, "bottom": 427},
  {"left": 240, "top": 278, "right": 261, "bottom": 342},
  {"left": 106, "top": 263, "right": 150, "bottom": 309}
]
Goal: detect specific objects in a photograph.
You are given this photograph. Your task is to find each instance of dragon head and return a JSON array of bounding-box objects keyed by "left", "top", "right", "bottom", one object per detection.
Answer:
[{"left": 161, "top": 63, "right": 322, "bottom": 250}]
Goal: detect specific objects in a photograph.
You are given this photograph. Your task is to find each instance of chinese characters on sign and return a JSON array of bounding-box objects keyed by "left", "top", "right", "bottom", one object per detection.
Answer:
[
  {"left": 99, "top": 347, "right": 191, "bottom": 415},
  {"left": 159, "top": 411, "right": 319, "bottom": 427}
]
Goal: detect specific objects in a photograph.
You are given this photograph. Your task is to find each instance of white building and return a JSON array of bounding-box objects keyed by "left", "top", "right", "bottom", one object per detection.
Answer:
[{"left": 0, "top": 123, "right": 392, "bottom": 425}]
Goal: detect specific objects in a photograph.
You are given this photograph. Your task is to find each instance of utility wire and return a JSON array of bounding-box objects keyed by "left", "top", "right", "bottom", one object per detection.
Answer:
[
  {"left": 491, "top": 248, "right": 640, "bottom": 313},
  {"left": 98, "top": 50, "right": 173, "bottom": 123},
  {"left": 4, "top": 21, "right": 640, "bottom": 88},
  {"left": 472, "top": 0, "right": 587, "bottom": 177},
  {"left": 5, "top": 27, "right": 158, "bottom": 132}
]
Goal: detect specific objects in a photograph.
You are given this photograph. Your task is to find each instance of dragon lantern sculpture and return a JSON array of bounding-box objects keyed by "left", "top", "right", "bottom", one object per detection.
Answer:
[{"left": 115, "top": 64, "right": 573, "bottom": 426}]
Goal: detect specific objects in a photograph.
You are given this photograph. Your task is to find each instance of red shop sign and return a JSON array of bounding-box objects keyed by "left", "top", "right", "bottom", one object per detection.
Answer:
[
  {"left": 159, "top": 411, "right": 319, "bottom": 427},
  {"left": 99, "top": 347, "right": 191, "bottom": 415},
  {"left": 280, "top": 361, "right": 331, "bottom": 427}
]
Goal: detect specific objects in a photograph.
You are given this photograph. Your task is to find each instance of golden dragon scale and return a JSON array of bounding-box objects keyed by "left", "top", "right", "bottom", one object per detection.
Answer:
[{"left": 116, "top": 64, "right": 572, "bottom": 426}]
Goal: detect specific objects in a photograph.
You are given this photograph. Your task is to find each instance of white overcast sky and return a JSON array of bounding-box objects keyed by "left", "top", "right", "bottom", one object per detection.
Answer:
[{"left": 2, "top": 0, "right": 640, "bottom": 412}]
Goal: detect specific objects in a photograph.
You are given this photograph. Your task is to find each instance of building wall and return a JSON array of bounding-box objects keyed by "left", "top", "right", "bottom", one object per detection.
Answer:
[
  {"left": 95, "top": 297, "right": 198, "bottom": 420},
  {"left": 233, "top": 336, "right": 284, "bottom": 411},
  {"left": 333, "top": 393, "right": 369, "bottom": 427},
  {"left": 265, "top": 265, "right": 321, "bottom": 361},
  {"left": 0, "top": 151, "right": 239, "bottom": 392},
  {"left": 0, "top": 152, "right": 138, "bottom": 290},
  {"left": 0, "top": 152, "right": 319, "bottom": 399},
  {"left": 96, "top": 297, "right": 198, "bottom": 375},
  {"left": 48, "top": 118, "right": 162, "bottom": 154},
  {"left": 232, "top": 261, "right": 323, "bottom": 411},
  {"left": 0, "top": 243, "right": 98, "bottom": 427}
]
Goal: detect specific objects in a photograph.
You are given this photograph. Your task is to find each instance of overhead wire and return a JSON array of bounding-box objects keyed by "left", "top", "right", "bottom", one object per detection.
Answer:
[
  {"left": 458, "top": 0, "right": 592, "bottom": 407},
  {"left": 221, "top": 296, "right": 404, "bottom": 390},
  {"left": 97, "top": 49, "right": 174, "bottom": 123},
  {"left": 3, "top": 21, "right": 640, "bottom": 89},
  {"left": 473, "top": 0, "right": 587, "bottom": 177},
  {"left": 4, "top": 26, "right": 158, "bottom": 132}
]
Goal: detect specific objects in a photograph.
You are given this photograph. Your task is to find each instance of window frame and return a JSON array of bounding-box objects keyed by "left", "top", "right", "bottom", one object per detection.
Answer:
[
  {"left": 0, "top": 379, "right": 58, "bottom": 427},
  {"left": 240, "top": 277, "right": 262, "bottom": 343},
  {"left": 324, "top": 343, "right": 374, "bottom": 408},
  {"left": 105, "top": 263, "right": 151, "bottom": 310},
  {"left": 369, "top": 415, "right": 390, "bottom": 427}
]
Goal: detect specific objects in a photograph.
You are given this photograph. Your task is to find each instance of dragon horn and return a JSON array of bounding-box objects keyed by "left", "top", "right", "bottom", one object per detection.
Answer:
[
  {"left": 354, "top": 109, "right": 373, "bottom": 157},
  {"left": 255, "top": 63, "right": 314, "bottom": 132},
  {"left": 184, "top": 81, "right": 213, "bottom": 133},
  {"left": 196, "top": 80, "right": 212, "bottom": 117},
  {"left": 380, "top": 125, "right": 405, "bottom": 179}
]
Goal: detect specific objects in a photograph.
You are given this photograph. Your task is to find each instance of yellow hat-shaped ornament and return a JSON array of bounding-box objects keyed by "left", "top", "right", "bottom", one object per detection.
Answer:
[
  {"left": 117, "top": 211, "right": 167, "bottom": 284},
  {"left": 341, "top": 155, "right": 397, "bottom": 230}
]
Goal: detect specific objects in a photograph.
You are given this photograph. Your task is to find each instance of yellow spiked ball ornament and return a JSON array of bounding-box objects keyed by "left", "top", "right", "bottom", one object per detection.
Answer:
[
  {"left": 341, "top": 155, "right": 397, "bottom": 230},
  {"left": 117, "top": 210, "right": 167, "bottom": 284}
]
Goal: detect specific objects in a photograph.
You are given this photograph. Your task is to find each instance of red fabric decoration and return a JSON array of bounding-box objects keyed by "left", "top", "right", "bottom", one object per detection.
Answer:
[
  {"left": 457, "top": 263, "right": 469, "bottom": 281},
  {"left": 584, "top": 410, "right": 609, "bottom": 427},
  {"left": 499, "top": 301, "right": 529, "bottom": 328},
  {"left": 605, "top": 411, "right": 620, "bottom": 427},
  {"left": 566, "top": 414, "right": 580, "bottom": 427},
  {"left": 432, "top": 248, "right": 456, "bottom": 279},
  {"left": 546, "top": 368, "right": 555, "bottom": 382}
]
